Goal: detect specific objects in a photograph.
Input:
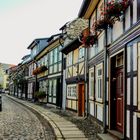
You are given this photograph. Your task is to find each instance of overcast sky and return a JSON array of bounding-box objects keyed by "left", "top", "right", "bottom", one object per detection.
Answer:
[{"left": 0, "top": 0, "right": 83, "bottom": 65}]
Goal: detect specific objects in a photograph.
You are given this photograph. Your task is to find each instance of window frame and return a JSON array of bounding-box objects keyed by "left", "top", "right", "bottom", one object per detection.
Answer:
[
  {"left": 95, "top": 63, "right": 103, "bottom": 102},
  {"left": 89, "top": 67, "right": 95, "bottom": 100},
  {"left": 67, "top": 84, "right": 77, "bottom": 99}
]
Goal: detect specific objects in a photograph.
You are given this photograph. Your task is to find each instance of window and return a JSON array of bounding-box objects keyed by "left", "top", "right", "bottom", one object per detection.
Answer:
[
  {"left": 90, "top": 11, "right": 96, "bottom": 34},
  {"left": 49, "top": 66, "right": 53, "bottom": 74},
  {"left": 97, "top": 0, "right": 104, "bottom": 20},
  {"left": 58, "top": 46, "right": 62, "bottom": 61},
  {"left": 45, "top": 55, "right": 48, "bottom": 66},
  {"left": 79, "top": 48, "right": 84, "bottom": 60},
  {"left": 96, "top": 63, "right": 103, "bottom": 101},
  {"left": 32, "top": 47, "right": 37, "bottom": 57},
  {"left": 116, "top": 53, "right": 123, "bottom": 67},
  {"left": 58, "top": 63, "right": 62, "bottom": 72},
  {"left": 54, "top": 64, "right": 57, "bottom": 73},
  {"left": 67, "top": 85, "right": 77, "bottom": 98},
  {"left": 67, "top": 52, "right": 73, "bottom": 66},
  {"left": 89, "top": 68, "right": 94, "bottom": 99},
  {"left": 49, "top": 51, "right": 53, "bottom": 65},
  {"left": 53, "top": 79, "right": 57, "bottom": 96},
  {"left": 54, "top": 48, "right": 58, "bottom": 63},
  {"left": 49, "top": 80, "right": 52, "bottom": 96}
]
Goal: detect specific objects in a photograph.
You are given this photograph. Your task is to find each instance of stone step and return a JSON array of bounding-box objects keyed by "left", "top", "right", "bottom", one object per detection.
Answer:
[
  {"left": 97, "top": 133, "right": 118, "bottom": 140},
  {"left": 107, "top": 130, "right": 124, "bottom": 140}
]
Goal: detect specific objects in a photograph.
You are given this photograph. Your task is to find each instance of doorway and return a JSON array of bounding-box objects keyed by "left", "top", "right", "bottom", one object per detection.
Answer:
[
  {"left": 110, "top": 52, "right": 124, "bottom": 133},
  {"left": 78, "top": 83, "right": 85, "bottom": 116}
]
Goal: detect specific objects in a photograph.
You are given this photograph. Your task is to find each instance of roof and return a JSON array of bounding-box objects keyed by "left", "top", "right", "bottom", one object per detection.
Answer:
[
  {"left": 47, "top": 33, "right": 62, "bottom": 42},
  {"left": 21, "top": 55, "right": 32, "bottom": 64},
  {"left": 60, "top": 38, "right": 82, "bottom": 55},
  {"left": 21, "top": 54, "right": 30, "bottom": 60},
  {"left": 78, "top": 0, "right": 91, "bottom": 18},
  {"left": 27, "top": 38, "right": 49, "bottom": 49},
  {"left": 59, "top": 22, "right": 69, "bottom": 30},
  {"left": 34, "top": 33, "right": 63, "bottom": 59}
]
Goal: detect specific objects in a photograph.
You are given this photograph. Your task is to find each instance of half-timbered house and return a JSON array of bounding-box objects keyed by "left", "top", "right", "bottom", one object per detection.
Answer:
[{"left": 79, "top": 0, "right": 140, "bottom": 139}]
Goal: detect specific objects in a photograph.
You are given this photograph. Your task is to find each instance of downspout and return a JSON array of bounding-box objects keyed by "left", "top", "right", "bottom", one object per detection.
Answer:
[
  {"left": 59, "top": 37, "right": 64, "bottom": 109},
  {"left": 103, "top": 0, "right": 108, "bottom": 132},
  {"left": 103, "top": 33, "right": 107, "bottom": 133},
  {"left": 84, "top": 47, "right": 88, "bottom": 118}
]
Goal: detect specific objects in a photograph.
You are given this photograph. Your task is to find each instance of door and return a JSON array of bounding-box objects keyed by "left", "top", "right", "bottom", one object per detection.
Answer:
[
  {"left": 78, "top": 83, "right": 85, "bottom": 116},
  {"left": 115, "top": 67, "right": 124, "bottom": 132},
  {"left": 56, "top": 78, "right": 62, "bottom": 108}
]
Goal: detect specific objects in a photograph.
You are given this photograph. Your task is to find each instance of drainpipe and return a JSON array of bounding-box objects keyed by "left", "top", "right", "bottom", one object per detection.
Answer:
[
  {"left": 59, "top": 36, "right": 64, "bottom": 109},
  {"left": 84, "top": 47, "right": 88, "bottom": 118},
  {"left": 103, "top": 28, "right": 108, "bottom": 133},
  {"left": 103, "top": 0, "right": 108, "bottom": 132}
]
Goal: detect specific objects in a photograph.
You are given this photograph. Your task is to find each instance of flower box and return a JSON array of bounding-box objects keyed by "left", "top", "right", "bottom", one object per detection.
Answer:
[
  {"left": 94, "top": 17, "right": 114, "bottom": 31},
  {"left": 32, "top": 65, "right": 48, "bottom": 75},
  {"left": 81, "top": 34, "right": 98, "bottom": 47},
  {"left": 105, "top": 0, "right": 131, "bottom": 20}
]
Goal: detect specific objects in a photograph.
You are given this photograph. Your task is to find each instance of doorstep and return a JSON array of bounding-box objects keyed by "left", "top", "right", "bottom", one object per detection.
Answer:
[
  {"left": 107, "top": 130, "right": 124, "bottom": 140},
  {"left": 97, "top": 133, "right": 118, "bottom": 140}
]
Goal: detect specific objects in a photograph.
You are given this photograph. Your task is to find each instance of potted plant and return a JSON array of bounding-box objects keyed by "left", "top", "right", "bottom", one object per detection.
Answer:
[
  {"left": 104, "top": 0, "right": 131, "bottom": 20},
  {"left": 34, "top": 91, "right": 46, "bottom": 102},
  {"left": 40, "top": 65, "right": 48, "bottom": 72},
  {"left": 32, "top": 65, "right": 47, "bottom": 75},
  {"left": 81, "top": 34, "right": 98, "bottom": 47},
  {"left": 93, "top": 17, "right": 114, "bottom": 31},
  {"left": 32, "top": 67, "right": 40, "bottom": 75}
]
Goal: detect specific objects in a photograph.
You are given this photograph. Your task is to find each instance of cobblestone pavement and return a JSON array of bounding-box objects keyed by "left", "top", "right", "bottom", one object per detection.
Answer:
[{"left": 0, "top": 95, "right": 55, "bottom": 140}]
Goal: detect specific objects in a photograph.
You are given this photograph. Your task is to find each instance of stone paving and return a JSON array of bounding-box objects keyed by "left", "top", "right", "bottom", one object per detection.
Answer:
[
  {"left": 49, "top": 109, "right": 102, "bottom": 140},
  {"left": 4, "top": 94, "right": 104, "bottom": 140},
  {"left": 6, "top": 95, "right": 88, "bottom": 140},
  {"left": 0, "top": 95, "right": 55, "bottom": 140}
]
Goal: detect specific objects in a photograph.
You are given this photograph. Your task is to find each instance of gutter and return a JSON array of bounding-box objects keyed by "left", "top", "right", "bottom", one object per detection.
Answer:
[{"left": 78, "top": 0, "right": 91, "bottom": 18}]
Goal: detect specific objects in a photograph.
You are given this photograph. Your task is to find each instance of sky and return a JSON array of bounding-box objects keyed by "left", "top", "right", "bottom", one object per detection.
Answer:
[{"left": 0, "top": 0, "right": 83, "bottom": 65}]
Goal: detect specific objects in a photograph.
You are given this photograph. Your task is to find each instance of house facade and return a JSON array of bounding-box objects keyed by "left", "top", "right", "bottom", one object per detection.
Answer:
[
  {"left": 27, "top": 38, "right": 48, "bottom": 100},
  {"left": 78, "top": 0, "right": 140, "bottom": 139},
  {"left": 0, "top": 63, "right": 15, "bottom": 90},
  {"left": 47, "top": 34, "right": 63, "bottom": 107},
  {"left": 61, "top": 19, "right": 88, "bottom": 116},
  {"left": 30, "top": 34, "right": 63, "bottom": 107}
]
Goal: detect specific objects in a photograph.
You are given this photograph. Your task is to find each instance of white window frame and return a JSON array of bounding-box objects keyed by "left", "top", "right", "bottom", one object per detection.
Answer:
[
  {"left": 96, "top": 63, "right": 103, "bottom": 102},
  {"left": 89, "top": 68, "right": 94, "bottom": 100},
  {"left": 67, "top": 84, "right": 77, "bottom": 99}
]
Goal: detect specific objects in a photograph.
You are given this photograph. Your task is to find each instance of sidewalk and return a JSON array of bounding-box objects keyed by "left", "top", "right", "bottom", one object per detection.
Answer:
[{"left": 7, "top": 95, "right": 101, "bottom": 140}]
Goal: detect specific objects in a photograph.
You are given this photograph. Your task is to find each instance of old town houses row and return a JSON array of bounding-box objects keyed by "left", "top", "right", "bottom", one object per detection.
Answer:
[{"left": 8, "top": 0, "right": 140, "bottom": 140}]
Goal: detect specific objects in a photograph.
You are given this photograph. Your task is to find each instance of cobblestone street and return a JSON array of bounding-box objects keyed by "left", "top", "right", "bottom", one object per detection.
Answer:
[{"left": 0, "top": 95, "right": 55, "bottom": 140}]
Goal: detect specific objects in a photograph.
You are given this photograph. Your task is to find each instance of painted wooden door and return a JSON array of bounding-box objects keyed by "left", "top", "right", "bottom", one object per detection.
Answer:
[
  {"left": 115, "top": 67, "right": 124, "bottom": 132},
  {"left": 78, "top": 84, "right": 85, "bottom": 116}
]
